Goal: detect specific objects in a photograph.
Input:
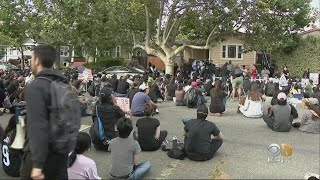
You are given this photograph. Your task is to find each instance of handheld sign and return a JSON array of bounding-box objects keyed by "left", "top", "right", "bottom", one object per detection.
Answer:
[{"left": 115, "top": 97, "right": 130, "bottom": 118}]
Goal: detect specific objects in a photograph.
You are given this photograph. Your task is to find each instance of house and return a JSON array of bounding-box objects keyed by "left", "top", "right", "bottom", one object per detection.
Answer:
[
  {"left": 1, "top": 38, "right": 73, "bottom": 66},
  {"left": 184, "top": 33, "right": 257, "bottom": 68}
]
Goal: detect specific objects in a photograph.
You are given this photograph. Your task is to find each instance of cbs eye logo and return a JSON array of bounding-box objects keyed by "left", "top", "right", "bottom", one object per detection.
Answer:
[{"left": 267, "top": 143, "right": 292, "bottom": 163}]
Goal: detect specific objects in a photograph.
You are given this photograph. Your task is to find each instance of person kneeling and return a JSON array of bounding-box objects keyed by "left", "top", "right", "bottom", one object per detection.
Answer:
[
  {"left": 184, "top": 105, "right": 223, "bottom": 161},
  {"left": 263, "top": 92, "right": 298, "bottom": 132},
  {"left": 135, "top": 104, "right": 168, "bottom": 151},
  {"left": 109, "top": 117, "right": 151, "bottom": 179}
]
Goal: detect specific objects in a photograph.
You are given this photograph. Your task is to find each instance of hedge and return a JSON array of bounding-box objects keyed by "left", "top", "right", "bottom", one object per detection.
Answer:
[
  {"left": 272, "top": 35, "right": 320, "bottom": 77},
  {"left": 84, "top": 57, "right": 124, "bottom": 71}
]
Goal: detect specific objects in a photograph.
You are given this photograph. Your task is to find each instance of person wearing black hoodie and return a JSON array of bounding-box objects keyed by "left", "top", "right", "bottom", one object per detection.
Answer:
[{"left": 20, "top": 45, "right": 71, "bottom": 180}]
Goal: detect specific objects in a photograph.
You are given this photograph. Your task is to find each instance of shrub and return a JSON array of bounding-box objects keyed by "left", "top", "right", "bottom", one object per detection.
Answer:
[
  {"left": 84, "top": 57, "right": 124, "bottom": 71},
  {"left": 272, "top": 35, "right": 320, "bottom": 77}
]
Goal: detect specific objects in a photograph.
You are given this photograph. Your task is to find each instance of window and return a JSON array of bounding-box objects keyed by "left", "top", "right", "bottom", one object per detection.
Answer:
[
  {"left": 105, "top": 51, "right": 110, "bottom": 56},
  {"left": 222, "top": 46, "right": 226, "bottom": 58},
  {"left": 238, "top": 46, "right": 243, "bottom": 58},
  {"left": 228, "top": 45, "right": 236, "bottom": 58},
  {"left": 60, "top": 46, "right": 69, "bottom": 57},
  {"left": 116, "top": 46, "right": 121, "bottom": 57},
  {"left": 221, "top": 45, "right": 243, "bottom": 59}
]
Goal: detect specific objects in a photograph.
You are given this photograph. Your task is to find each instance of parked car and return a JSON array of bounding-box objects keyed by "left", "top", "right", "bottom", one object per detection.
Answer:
[
  {"left": 0, "top": 63, "right": 20, "bottom": 71},
  {"left": 99, "top": 66, "right": 144, "bottom": 78}
]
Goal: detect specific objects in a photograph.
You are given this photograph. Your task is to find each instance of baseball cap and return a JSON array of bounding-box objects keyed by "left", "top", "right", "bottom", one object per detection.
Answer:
[
  {"left": 139, "top": 83, "right": 148, "bottom": 91},
  {"left": 277, "top": 92, "right": 287, "bottom": 100},
  {"left": 100, "top": 86, "right": 113, "bottom": 100},
  {"left": 197, "top": 105, "right": 208, "bottom": 115},
  {"left": 191, "top": 81, "right": 198, "bottom": 88},
  {"left": 106, "top": 74, "right": 112, "bottom": 79}
]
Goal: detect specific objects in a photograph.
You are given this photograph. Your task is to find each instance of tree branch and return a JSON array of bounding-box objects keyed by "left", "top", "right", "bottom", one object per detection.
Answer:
[
  {"left": 186, "top": 45, "right": 209, "bottom": 50},
  {"left": 162, "top": 0, "right": 178, "bottom": 42},
  {"left": 156, "top": 0, "right": 165, "bottom": 45},
  {"left": 164, "top": 7, "right": 189, "bottom": 46},
  {"left": 174, "top": 44, "right": 185, "bottom": 55},
  {"left": 132, "top": 32, "right": 136, "bottom": 46}
]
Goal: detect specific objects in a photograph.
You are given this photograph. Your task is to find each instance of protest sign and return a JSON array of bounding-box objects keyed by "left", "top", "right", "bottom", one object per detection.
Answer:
[{"left": 115, "top": 97, "right": 130, "bottom": 118}]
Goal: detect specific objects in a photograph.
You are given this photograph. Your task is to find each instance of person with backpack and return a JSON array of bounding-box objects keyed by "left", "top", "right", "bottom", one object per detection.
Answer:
[
  {"left": 20, "top": 45, "right": 81, "bottom": 180},
  {"left": 91, "top": 87, "right": 125, "bottom": 151},
  {"left": 184, "top": 81, "right": 205, "bottom": 108}
]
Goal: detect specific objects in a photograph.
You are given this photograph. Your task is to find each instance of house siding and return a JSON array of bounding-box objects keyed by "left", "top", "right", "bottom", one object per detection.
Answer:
[
  {"left": 210, "top": 34, "right": 256, "bottom": 69},
  {"left": 184, "top": 47, "right": 207, "bottom": 63}
]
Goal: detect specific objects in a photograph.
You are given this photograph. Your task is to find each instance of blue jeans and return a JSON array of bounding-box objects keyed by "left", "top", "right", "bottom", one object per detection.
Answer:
[
  {"left": 129, "top": 161, "right": 151, "bottom": 180},
  {"left": 223, "top": 97, "right": 227, "bottom": 108}
]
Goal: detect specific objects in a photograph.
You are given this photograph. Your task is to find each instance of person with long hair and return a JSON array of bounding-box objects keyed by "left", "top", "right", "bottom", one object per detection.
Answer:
[
  {"left": 293, "top": 100, "right": 320, "bottom": 134},
  {"left": 238, "top": 83, "right": 264, "bottom": 118},
  {"left": 263, "top": 93, "right": 298, "bottom": 132},
  {"left": 68, "top": 132, "right": 101, "bottom": 179},
  {"left": 209, "top": 80, "right": 227, "bottom": 116}
]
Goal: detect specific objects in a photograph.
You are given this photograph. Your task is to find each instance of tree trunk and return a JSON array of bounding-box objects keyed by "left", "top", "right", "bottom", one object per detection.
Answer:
[
  {"left": 20, "top": 46, "right": 24, "bottom": 70},
  {"left": 54, "top": 46, "right": 61, "bottom": 70},
  {"left": 165, "top": 57, "right": 174, "bottom": 75}
]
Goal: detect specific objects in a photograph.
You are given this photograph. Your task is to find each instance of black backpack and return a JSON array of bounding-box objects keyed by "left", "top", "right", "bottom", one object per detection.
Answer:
[
  {"left": 37, "top": 77, "right": 81, "bottom": 154},
  {"left": 233, "top": 68, "right": 243, "bottom": 77},
  {"left": 185, "top": 88, "right": 197, "bottom": 108},
  {"left": 167, "top": 139, "right": 185, "bottom": 160}
]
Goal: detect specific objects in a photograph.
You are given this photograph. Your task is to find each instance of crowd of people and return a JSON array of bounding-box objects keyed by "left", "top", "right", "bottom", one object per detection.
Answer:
[{"left": 0, "top": 45, "right": 319, "bottom": 179}]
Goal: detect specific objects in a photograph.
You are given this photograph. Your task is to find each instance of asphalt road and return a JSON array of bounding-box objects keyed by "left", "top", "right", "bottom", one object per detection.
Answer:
[{"left": 0, "top": 100, "right": 319, "bottom": 179}]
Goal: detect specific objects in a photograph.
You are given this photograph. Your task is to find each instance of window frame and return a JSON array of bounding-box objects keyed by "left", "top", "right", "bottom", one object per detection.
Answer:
[
  {"left": 60, "top": 46, "right": 69, "bottom": 57},
  {"left": 221, "top": 44, "right": 244, "bottom": 60},
  {"left": 116, "top": 46, "right": 121, "bottom": 57}
]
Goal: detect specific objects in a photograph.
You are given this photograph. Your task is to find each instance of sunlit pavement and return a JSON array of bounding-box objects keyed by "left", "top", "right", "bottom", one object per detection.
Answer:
[{"left": 0, "top": 100, "right": 319, "bottom": 179}]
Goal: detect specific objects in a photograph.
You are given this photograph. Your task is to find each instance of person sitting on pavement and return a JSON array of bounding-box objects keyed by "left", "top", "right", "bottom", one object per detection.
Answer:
[
  {"left": 203, "top": 79, "right": 213, "bottom": 96},
  {"left": 293, "top": 100, "right": 320, "bottom": 134},
  {"left": 210, "top": 80, "right": 227, "bottom": 116},
  {"left": 165, "top": 77, "right": 177, "bottom": 101},
  {"left": 184, "top": 81, "right": 206, "bottom": 108},
  {"left": 109, "top": 74, "right": 119, "bottom": 93},
  {"left": 128, "top": 80, "right": 140, "bottom": 108},
  {"left": 174, "top": 84, "right": 185, "bottom": 106},
  {"left": 68, "top": 132, "right": 101, "bottom": 180},
  {"left": 1, "top": 115, "right": 24, "bottom": 177},
  {"left": 304, "top": 80, "right": 314, "bottom": 98},
  {"left": 131, "top": 83, "right": 158, "bottom": 116},
  {"left": 115, "top": 76, "right": 130, "bottom": 97},
  {"left": 311, "top": 84, "right": 320, "bottom": 104},
  {"left": 109, "top": 117, "right": 151, "bottom": 179},
  {"left": 263, "top": 92, "right": 299, "bottom": 132},
  {"left": 147, "top": 81, "right": 163, "bottom": 103},
  {"left": 238, "top": 83, "right": 264, "bottom": 118},
  {"left": 92, "top": 87, "right": 125, "bottom": 151},
  {"left": 135, "top": 104, "right": 168, "bottom": 151},
  {"left": 184, "top": 105, "right": 223, "bottom": 161}
]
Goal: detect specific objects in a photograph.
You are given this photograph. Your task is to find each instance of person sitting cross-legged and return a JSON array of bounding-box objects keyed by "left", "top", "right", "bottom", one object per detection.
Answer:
[
  {"left": 135, "top": 103, "right": 168, "bottom": 151},
  {"left": 263, "top": 92, "right": 299, "bottom": 132},
  {"left": 109, "top": 117, "right": 151, "bottom": 179},
  {"left": 68, "top": 132, "right": 101, "bottom": 180},
  {"left": 184, "top": 105, "right": 223, "bottom": 161}
]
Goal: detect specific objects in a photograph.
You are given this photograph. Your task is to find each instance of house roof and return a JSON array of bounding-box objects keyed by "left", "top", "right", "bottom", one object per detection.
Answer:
[{"left": 299, "top": 28, "right": 320, "bottom": 36}]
